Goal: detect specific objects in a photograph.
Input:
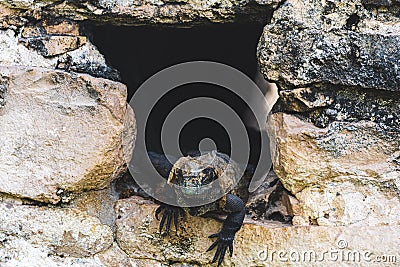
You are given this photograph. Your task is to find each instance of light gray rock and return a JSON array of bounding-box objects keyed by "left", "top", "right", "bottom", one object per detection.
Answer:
[
  {"left": 0, "top": 29, "right": 120, "bottom": 81},
  {"left": 0, "top": 237, "right": 131, "bottom": 267},
  {"left": 292, "top": 181, "right": 400, "bottom": 226},
  {"left": 258, "top": 0, "right": 400, "bottom": 91},
  {"left": 0, "top": 0, "right": 279, "bottom": 26},
  {"left": 0, "top": 29, "right": 57, "bottom": 69},
  {"left": 267, "top": 112, "right": 400, "bottom": 225},
  {"left": 0, "top": 66, "right": 135, "bottom": 203},
  {"left": 94, "top": 242, "right": 132, "bottom": 267},
  {"left": 67, "top": 187, "right": 119, "bottom": 229},
  {"left": 0, "top": 201, "right": 113, "bottom": 257}
]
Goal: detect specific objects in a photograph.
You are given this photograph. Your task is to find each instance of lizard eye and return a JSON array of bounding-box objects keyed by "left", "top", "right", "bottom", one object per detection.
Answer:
[
  {"left": 175, "top": 168, "right": 184, "bottom": 180},
  {"left": 201, "top": 167, "right": 217, "bottom": 184},
  {"left": 170, "top": 168, "right": 184, "bottom": 184}
]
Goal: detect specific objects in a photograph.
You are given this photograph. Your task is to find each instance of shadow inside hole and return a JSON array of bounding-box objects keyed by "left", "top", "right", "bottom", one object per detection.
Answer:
[{"left": 89, "top": 24, "right": 268, "bottom": 165}]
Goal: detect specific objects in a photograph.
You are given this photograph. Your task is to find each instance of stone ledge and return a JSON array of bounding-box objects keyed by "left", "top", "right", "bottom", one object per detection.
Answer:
[
  {"left": 0, "top": 1, "right": 279, "bottom": 26},
  {"left": 115, "top": 196, "right": 400, "bottom": 266},
  {"left": 0, "top": 201, "right": 114, "bottom": 258}
]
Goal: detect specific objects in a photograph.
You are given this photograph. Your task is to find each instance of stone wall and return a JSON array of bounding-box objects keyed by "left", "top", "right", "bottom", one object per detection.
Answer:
[
  {"left": 0, "top": 0, "right": 279, "bottom": 26},
  {"left": 0, "top": 5, "right": 137, "bottom": 265},
  {"left": 0, "top": 0, "right": 399, "bottom": 266},
  {"left": 258, "top": 0, "right": 400, "bottom": 228}
]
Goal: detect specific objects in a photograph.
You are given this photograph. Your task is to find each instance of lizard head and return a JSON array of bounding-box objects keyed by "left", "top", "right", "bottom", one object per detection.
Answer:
[
  {"left": 167, "top": 151, "right": 239, "bottom": 204},
  {"left": 168, "top": 165, "right": 218, "bottom": 195}
]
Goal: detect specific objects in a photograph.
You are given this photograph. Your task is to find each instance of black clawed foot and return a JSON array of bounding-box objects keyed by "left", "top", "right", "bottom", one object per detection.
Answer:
[
  {"left": 155, "top": 204, "right": 185, "bottom": 234},
  {"left": 206, "top": 230, "right": 235, "bottom": 266}
]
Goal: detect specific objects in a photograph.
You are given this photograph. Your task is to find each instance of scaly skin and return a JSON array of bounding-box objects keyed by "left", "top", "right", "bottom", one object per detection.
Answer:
[{"left": 149, "top": 151, "right": 246, "bottom": 266}]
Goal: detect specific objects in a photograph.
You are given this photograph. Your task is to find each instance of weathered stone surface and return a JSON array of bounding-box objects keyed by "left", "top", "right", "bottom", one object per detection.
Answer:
[
  {"left": 267, "top": 112, "right": 400, "bottom": 225},
  {"left": 0, "top": 0, "right": 279, "bottom": 26},
  {"left": 20, "top": 35, "right": 87, "bottom": 57},
  {"left": 129, "top": 259, "right": 199, "bottom": 267},
  {"left": 246, "top": 170, "right": 293, "bottom": 223},
  {"left": 0, "top": 29, "right": 120, "bottom": 80},
  {"left": 94, "top": 242, "right": 132, "bottom": 267},
  {"left": 0, "top": 29, "right": 56, "bottom": 68},
  {"left": 129, "top": 260, "right": 200, "bottom": 267},
  {"left": 257, "top": 0, "right": 400, "bottom": 229},
  {"left": 42, "top": 20, "right": 81, "bottom": 36},
  {"left": 0, "top": 200, "right": 113, "bottom": 257},
  {"left": 0, "top": 66, "right": 135, "bottom": 203},
  {"left": 0, "top": 3, "right": 27, "bottom": 29},
  {"left": 19, "top": 20, "right": 87, "bottom": 57},
  {"left": 362, "top": 0, "right": 400, "bottom": 6},
  {"left": 115, "top": 196, "right": 400, "bottom": 266},
  {"left": 279, "top": 87, "right": 335, "bottom": 113},
  {"left": 292, "top": 182, "right": 400, "bottom": 226},
  {"left": 0, "top": 237, "right": 131, "bottom": 266},
  {"left": 67, "top": 187, "right": 119, "bottom": 228},
  {"left": 257, "top": 0, "right": 400, "bottom": 91}
]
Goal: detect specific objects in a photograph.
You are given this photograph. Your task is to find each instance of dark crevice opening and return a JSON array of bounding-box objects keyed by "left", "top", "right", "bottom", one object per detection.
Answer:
[
  {"left": 89, "top": 24, "right": 266, "bottom": 165},
  {"left": 345, "top": 13, "right": 360, "bottom": 30}
]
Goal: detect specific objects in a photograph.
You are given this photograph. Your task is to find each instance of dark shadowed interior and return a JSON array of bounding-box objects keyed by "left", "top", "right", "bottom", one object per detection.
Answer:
[{"left": 89, "top": 24, "right": 266, "bottom": 165}]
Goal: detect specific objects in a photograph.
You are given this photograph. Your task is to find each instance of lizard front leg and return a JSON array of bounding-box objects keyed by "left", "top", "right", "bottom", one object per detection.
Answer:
[
  {"left": 207, "top": 194, "right": 245, "bottom": 266},
  {"left": 147, "top": 152, "right": 185, "bottom": 234},
  {"left": 155, "top": 203, "right": 185, "bottom": 234}
]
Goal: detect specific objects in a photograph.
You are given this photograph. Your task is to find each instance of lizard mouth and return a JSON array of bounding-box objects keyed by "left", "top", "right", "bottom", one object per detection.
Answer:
[
  {"left": 179, "top": 167, "right": 218, "bottom": 195},
  {"left": 181, "top": 185, "right": 202, "bottom": 195},
  {"left": 178, "top": 176, "right": 209, "bottom": 195}
]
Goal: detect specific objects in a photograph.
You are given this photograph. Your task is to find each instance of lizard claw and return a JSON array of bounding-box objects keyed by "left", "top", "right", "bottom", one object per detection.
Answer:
[
  {"left": 206, "top": 230, "right": 235, "bottom": 266},
  {"left": 155, "top": 204, "right": 184, "bottom": 234}
]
